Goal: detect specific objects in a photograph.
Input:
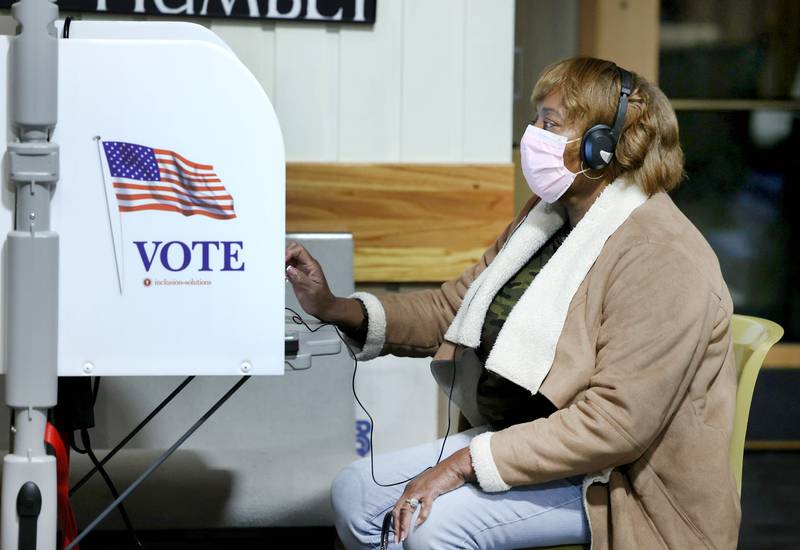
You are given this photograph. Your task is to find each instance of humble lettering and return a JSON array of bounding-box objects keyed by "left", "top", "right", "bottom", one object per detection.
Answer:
[{"left": 92, "top": 0, "right": 370, "bottom": 20}]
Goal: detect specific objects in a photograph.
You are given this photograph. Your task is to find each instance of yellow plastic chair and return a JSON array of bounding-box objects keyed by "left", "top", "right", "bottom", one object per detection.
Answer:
[
  {"left": 729, "top": 314, "right": 783, "bottom": 494},
  {"left": 525, "top": 314, "right": 783, "bottom": 550}
]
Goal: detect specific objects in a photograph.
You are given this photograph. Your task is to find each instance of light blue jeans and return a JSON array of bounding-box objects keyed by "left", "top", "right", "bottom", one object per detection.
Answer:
[{"left": 331, "top": 427, "right": 590, "bottom": 550}]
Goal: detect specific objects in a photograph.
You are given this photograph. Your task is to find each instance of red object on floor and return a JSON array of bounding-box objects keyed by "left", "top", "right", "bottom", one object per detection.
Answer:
[{"left": 45, "top": 422, "right": 79, "bottom": 550}]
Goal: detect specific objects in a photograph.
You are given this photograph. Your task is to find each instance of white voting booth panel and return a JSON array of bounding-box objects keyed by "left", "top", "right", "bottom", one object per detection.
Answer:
[
  {"left": 0, "top": 22, "right": 357, "bottom": 531},
  {"left": 0, "top": 33, "right": 285, "bottom": 377}
]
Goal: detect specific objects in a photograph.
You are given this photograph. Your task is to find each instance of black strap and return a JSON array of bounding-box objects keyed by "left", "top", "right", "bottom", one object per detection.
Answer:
[
  {"left": 70, "top": 376, "right": 195, "bottom": 495},
  {"left": 379, "top": 510, "right": 393, "bottom": 549},
  {"left": 17, "top": 482, "right": 41, "bottom": 550},
  {"left": 341, "top": 298, "right": 369, "bottom": 347},
  {"left": 610, "top": 67, "right": 633, "bottom": 140}
]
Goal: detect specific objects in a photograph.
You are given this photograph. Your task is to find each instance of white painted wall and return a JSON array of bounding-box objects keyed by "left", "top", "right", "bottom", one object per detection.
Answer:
[
  {"left": 513, "top": 0, "right": 579, "bottom": 141},
  {"left": 0, "top": 0, "right": 515, "bottom": 163}
]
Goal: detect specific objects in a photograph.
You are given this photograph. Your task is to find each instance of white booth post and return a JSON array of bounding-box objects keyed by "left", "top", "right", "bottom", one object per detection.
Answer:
[{"left": 2, "top": 0, "right": 60, "bottom": 548}]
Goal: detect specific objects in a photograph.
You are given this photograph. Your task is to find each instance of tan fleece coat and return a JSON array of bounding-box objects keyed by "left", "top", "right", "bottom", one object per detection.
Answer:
[{"left": 350, "top": 182, "right": 740, "bottom": 549}]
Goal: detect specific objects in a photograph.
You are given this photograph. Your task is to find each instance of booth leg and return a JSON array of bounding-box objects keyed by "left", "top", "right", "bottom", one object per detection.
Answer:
[
  {"left": 2, "top": 227, "right": 60, "bottom": 550},
  {"left": 1, "top": 409, "right": 57, "bottom": 550}
]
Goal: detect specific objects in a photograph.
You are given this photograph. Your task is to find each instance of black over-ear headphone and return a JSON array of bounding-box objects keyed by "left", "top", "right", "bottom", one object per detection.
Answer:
[{"left": 579, "top": 66, "right": 633, "bottom": 171}]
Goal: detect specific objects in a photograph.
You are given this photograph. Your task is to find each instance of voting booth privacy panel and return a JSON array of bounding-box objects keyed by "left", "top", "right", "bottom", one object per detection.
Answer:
[
  {"left": 0, "top": 25, "right": 286, "bottom": 377},
  {"left": 0, "top": 19, "right": 361, "bottom": 533}
]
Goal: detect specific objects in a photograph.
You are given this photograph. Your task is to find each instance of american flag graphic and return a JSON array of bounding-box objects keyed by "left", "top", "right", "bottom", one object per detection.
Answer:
[{"left": 102, "top": 141, "right": 236, "bottom": 220}]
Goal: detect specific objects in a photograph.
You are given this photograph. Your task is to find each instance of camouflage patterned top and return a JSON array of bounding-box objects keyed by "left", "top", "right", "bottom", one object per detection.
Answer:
[{"left": 475, "top": 223, "right": 571, "bottom": 430}]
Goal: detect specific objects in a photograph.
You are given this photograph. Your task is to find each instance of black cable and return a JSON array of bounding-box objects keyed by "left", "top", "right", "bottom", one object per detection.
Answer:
[
  {"left": 70, "top": 376, "right": 195, "bottom": 495},
  {"left": 62, "top": 16, "right": 72, "bottom": 39},
  {"left": 284, "top": 309, "right": 328, "bottom": 333},
  {"left": 380, "top": 511, "right": 394, "bottom": 550},
  {"left": 79, "top": 428, "right": 144, "bottom": 550},
  {"left": 92, "top": 377, "right": 101, "bottom": 407},
  {"left": 70, "top": 437, "right": 88, "bottom": 455},
  {"left": 285, "top": 307, "right": 457, "bottom": 546},
  {"left": 283, "top": 310, "right": 329, "bottom": 374},
  {"left": 65, "top": 376, "right": 250, "bottom": 550},
  {"left": 283, "top": 311, "right": 326, "bottom": 371},
  {"left": 285, "top": 307, "right": 456, "bottom": 487},
  {"left": 377, "top": 369, "right": 456, "bottom": 547}
]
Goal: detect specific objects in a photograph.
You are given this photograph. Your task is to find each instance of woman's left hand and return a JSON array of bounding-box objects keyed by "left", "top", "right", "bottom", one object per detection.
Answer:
[{"left": 392, "top": 447, "right": 476, "bottom": 543}]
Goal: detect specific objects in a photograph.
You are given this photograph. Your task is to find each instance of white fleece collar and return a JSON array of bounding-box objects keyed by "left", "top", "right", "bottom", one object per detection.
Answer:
[{"left": 444, "top": 179, "right": 648, "bottom": 394}]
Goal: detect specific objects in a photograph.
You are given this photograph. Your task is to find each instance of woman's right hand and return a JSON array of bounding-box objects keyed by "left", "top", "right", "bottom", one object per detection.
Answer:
[{"left": 285, "top": 242, "right": 337, "bottom": 321}]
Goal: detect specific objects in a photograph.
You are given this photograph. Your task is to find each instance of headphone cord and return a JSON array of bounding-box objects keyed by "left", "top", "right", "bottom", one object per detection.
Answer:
[
  {"left": 285, "top": 307, "right": 456, "bottom": 488},
  {"left": 289, "top": 305, "right": 458, "bottom": 547}
]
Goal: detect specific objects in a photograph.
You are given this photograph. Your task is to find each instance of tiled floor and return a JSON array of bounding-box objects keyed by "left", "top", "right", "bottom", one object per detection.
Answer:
[{"left": 78, "top": 451, "right": 800, "bottom": 549}]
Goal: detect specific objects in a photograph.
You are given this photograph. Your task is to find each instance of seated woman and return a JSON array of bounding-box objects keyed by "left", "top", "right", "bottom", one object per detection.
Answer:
[{"left": 285, "top": 57, "right": 740, "bottom": 550}]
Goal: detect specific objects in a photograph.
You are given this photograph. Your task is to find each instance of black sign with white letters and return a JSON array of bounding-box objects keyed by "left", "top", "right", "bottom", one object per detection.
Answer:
[{"left": 0, "top": 0, "right": 376, "bottom": 23}]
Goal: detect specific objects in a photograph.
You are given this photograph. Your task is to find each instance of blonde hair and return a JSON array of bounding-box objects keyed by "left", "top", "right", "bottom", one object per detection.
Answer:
[{"left": 532, "top": 57, "right": 684, "bottom": 195}]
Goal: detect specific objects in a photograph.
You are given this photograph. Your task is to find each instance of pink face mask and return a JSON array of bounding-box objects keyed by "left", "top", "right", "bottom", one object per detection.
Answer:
[{"left": 520, "top": 124, "right": 589, "bottom": 203}]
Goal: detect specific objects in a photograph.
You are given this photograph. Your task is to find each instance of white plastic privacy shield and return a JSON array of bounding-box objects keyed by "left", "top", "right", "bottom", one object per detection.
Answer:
[{"left": 0, "top": 36, "right": 285, "bottom": 376}]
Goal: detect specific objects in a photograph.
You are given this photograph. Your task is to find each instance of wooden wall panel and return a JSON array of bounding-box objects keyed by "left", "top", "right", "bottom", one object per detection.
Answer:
[
  {"left": 765, "top": 344, "right": 800, "bottom": 369},
  {"left": 286, "top": 163, "right": 514, "bottom": 282}
]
